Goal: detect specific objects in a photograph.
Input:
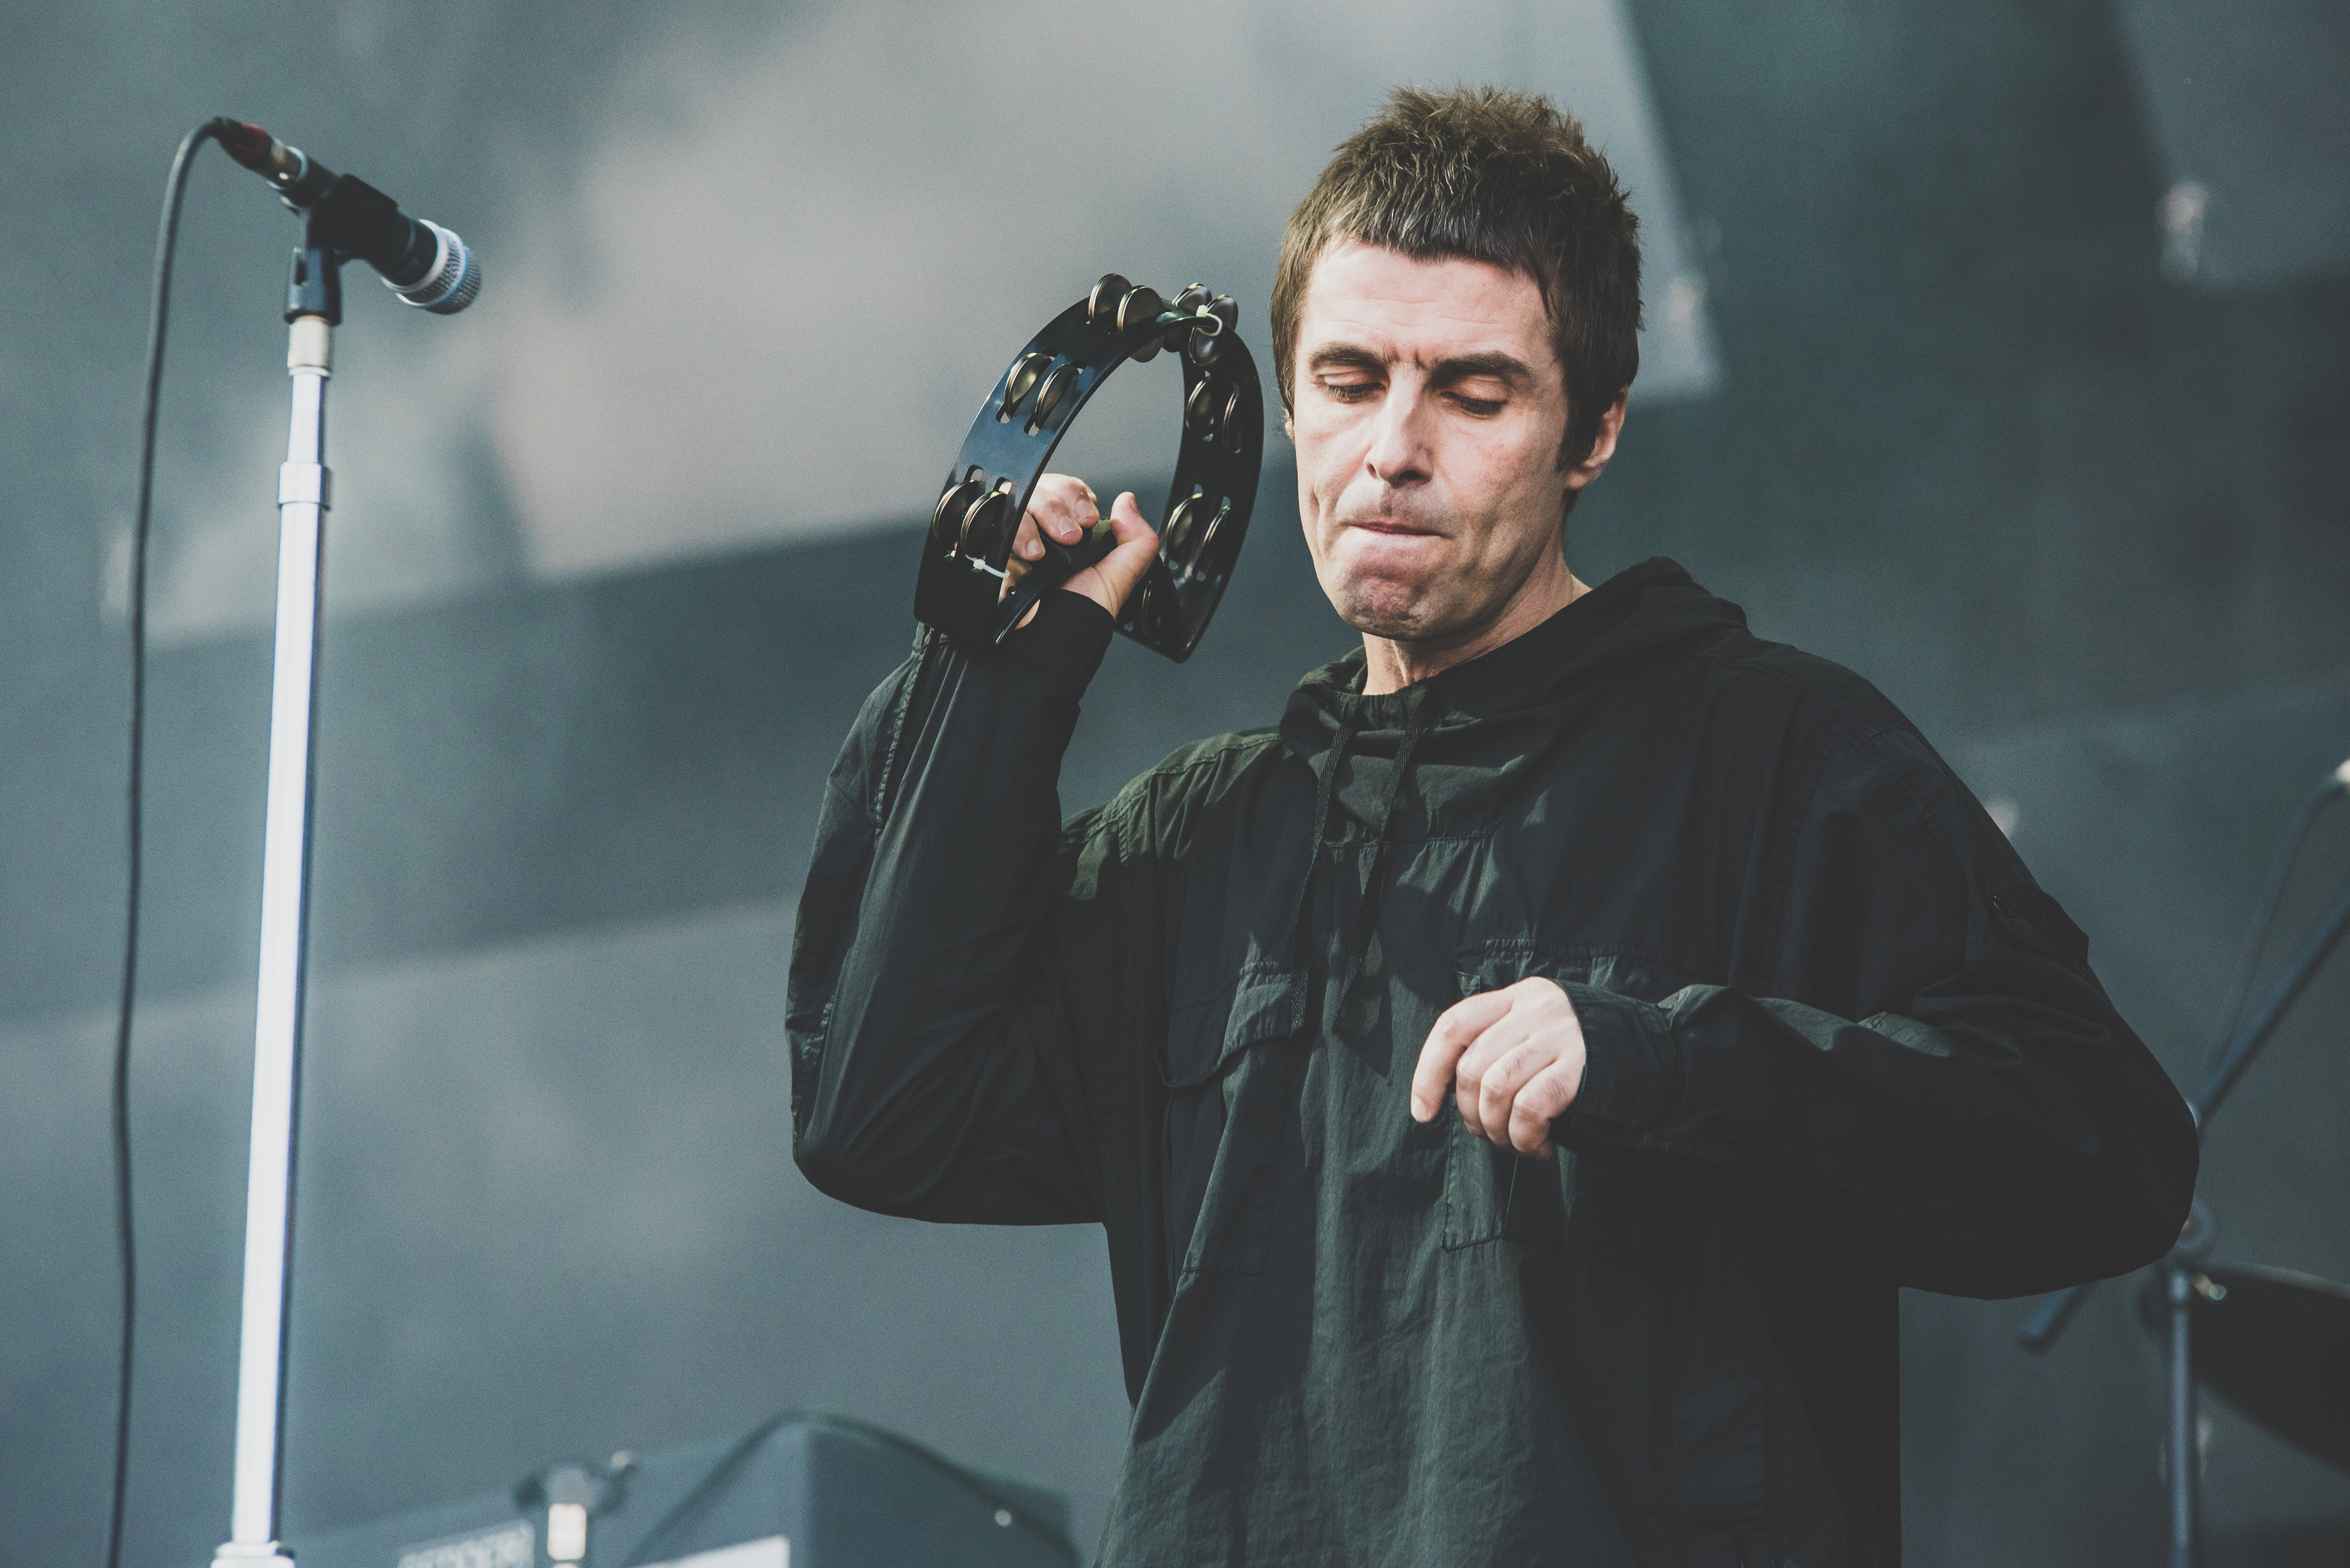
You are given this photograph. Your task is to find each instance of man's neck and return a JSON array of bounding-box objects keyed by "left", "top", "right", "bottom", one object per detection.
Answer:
[{"left": 1359, "top": 563, "right": 1591, "bottom": 695}]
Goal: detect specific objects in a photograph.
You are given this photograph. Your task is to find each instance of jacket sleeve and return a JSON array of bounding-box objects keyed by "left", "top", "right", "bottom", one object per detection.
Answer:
[
  {"left": 787, "top": 593, "right": 1119, "bottom": 1225},
  {"left": 1559, "top": 721, "right": 2199, "bottom": 1298}
]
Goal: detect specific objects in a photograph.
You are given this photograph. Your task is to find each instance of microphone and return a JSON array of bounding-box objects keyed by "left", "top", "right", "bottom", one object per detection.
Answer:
[{"left": 210, "top": 117, "right": 481, "bottom": 314}]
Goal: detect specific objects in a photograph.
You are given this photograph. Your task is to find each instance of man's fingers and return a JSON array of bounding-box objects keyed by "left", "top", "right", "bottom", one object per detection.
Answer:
[
  {"left": 1052, "top": 481, "right": 1097, "bottom": 542},
  {"left": 1419, "top": 977, "right": 1588, "bottom": 1152},
  {"left": 1007, "top": 474, "right": 1092, "bottom": 583},
  {"left": 1475, "top": 1038, "right": 1550, "bottom": 1147},
  {"left": 1454, "top": 1017, "right": 1535, "bottom": 1139},
  {"left": 1023, "top": 473, "right": 1099, "bottom": 551},
  {"left": 1074, "top": 491, "right": 1160, "bottom": 615},
  {"left": 1411, "top": 990, "right": 1514, "bottom": 1121},
  {"left": 1104, "top": 490, "right": 1154, "bottom": 550},
  {"left": 1001, "top": 473, "right": 1123, "bottom": 618},
  {"left": 1011, "top": 512, "right": 1046, "bottom": 564},
  {"left": 1507, "top": 1060, "right": 1582, "bottom": 1158}
]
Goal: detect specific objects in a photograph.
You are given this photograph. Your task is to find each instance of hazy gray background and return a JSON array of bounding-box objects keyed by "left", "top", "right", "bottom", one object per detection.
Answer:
[{"left": 2, "top": 2, "right": 2346, "bottom": 1564}]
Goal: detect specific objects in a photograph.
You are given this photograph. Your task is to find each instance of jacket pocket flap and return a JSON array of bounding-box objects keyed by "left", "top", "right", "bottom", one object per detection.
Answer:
[
  {"left": 1160, "top": 965, "right": 1307, "bottom": 1088},
  {"left": 1457, "top": 940, "right": 1707, "bottom": 1005}
]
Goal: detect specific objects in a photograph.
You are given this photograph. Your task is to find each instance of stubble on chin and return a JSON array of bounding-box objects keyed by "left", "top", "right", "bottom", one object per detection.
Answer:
[{"left": 1325, "top": 562, "right": 1458, "bottom": 645}]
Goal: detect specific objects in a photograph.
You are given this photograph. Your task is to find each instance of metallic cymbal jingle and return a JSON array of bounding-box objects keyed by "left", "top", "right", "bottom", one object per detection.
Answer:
[
  {"left": 998, "top": 353, "right": 1049, "bottom": 421},
  {"left": 1163, "top": 490, "right": 1203, "bottom": 557},
  {"left": 930, "top": 474, "right": 987, "bottom": 548},
  {"left": 959, "top": 488, "right": 1016, "bottom": 568},
  {"left": 914, "top": 273, "right": 1265, "bottom": 662},
  {"left": 1026, "top": 362, "right": 1080, "bottom": 434},
  {"left": 1086, "top": 272, "right": 1131, "bottom": 325}
]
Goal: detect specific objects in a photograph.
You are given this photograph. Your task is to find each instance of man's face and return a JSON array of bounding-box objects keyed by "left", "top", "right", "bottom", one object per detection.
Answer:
[{"left": 1288, "top": 241, "right": 1614, "bottom": 648}]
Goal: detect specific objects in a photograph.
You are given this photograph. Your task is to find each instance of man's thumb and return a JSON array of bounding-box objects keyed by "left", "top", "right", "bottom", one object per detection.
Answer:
[{"left": 1097, "top": 491, "right": 1160, "bottom": 610}]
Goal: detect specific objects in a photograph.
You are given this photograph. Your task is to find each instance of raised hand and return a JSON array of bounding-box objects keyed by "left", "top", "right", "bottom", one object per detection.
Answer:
[{"left": 1004, "top": 473, "right": 1159, "bottom": 619}]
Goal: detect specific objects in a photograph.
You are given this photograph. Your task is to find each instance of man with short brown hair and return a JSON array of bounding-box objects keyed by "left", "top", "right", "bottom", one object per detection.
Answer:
[
  {"left": 791, "top": 86, "right": 2194, "bottom": 1566},
  {"left": 1273, "top": 85, "right": 1641, "bottom": 493}
]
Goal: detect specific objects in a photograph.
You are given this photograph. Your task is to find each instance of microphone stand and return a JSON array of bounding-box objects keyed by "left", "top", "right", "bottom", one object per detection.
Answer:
[
  {"left": 214, "top": 215, "right": 343, "bottom": 1568},
  {"left": 2020, "top": 871, "right": 2350, "bottom": 1568}
]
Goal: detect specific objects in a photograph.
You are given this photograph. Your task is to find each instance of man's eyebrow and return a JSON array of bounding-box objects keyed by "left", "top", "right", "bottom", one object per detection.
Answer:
[
  {"left": 1303, "top": 343, "right": 1539, "bottom": 387},
  {"left": 1305, "top": 343, "right": 1388, "bottom": 374},
  {"left": 1426, "top": 351, "right": 1537, "bottom": 387}
]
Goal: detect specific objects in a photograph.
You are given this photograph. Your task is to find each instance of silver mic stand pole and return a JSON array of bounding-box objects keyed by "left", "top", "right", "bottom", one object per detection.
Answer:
[
  {"left": 216, "top": 224, "right": 341, "bottom": 1568},
  {"left": 2160, "top": 1202, "right": 2215, "bottom": 1568}
]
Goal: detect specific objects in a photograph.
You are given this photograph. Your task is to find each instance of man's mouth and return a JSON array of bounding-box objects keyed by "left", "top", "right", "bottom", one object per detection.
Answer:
[{"left": 1343, "top": 519, "right": 1439, "bottom": 537}]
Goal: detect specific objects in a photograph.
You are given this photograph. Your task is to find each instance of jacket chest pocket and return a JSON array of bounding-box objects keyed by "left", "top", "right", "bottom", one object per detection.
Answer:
[
  {"left": 1443, "top": 958, "right": 1577, "bottom": 1251},
  {"left": 1159, "top": 964, "right": 1306, "bottom": 1277}
]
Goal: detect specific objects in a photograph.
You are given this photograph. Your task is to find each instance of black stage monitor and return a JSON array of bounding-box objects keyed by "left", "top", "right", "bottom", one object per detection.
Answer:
[{"left": 190, "top": 1413, "right": 1076, "bottom": 1568}]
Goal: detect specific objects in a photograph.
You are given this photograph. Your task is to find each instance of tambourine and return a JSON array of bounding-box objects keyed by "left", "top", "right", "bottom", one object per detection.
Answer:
[{"left": 913, "top": 273, "right": 1264, "bottom": 662}]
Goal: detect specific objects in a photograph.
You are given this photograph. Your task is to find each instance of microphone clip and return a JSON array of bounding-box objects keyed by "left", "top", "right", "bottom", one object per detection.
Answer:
[{"left": 212, "top": 117, "right": 482, "bottom": 320}]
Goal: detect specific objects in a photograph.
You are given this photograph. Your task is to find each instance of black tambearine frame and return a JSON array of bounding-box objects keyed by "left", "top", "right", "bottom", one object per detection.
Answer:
[{"left": 914, "top": 274, "right": 1265, "bottom": 663}]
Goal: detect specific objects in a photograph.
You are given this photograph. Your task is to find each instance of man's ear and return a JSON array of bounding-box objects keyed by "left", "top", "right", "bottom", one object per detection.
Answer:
[{"left": 1564, "top": 392, "right": 1629, "bottom": 490}]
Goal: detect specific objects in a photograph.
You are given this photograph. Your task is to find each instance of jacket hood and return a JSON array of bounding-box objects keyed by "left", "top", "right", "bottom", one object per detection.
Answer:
[{"left": 1278, "top": 557, "right": 1750, "bottom": 774}]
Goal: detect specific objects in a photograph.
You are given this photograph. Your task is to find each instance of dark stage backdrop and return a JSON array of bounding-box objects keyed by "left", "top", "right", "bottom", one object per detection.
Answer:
[{"left": 2, "top": 2, "right": 2346, "bottom": 1565}]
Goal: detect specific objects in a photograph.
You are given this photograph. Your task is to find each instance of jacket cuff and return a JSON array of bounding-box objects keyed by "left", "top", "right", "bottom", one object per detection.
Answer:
[
  {"left": 1561, "top": 983, "right": 1678, "bottom": 1137},
  {"left": 1004, "top": 589, "right": 1117, "bottom": 696}
]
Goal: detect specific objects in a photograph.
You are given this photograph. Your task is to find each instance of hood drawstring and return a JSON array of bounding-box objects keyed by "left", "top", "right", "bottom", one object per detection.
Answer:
[
  {"left": 1277, "top": 717, "right": 1356, "bottom": 964},
  {"left": 1330, "top": 687, "right": 1431, "bottom": 1029},
  {"left": 1275, "top": 688, "right": 1432, "bottom": 1032}
]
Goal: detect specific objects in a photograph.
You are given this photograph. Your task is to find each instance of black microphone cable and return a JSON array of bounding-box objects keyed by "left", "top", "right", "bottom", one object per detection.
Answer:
[{"left": 106, "top": 116, "right": 230, "bottom": 1568}]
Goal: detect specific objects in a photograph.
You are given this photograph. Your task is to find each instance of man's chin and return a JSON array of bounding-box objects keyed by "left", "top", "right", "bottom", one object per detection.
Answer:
[{"left": 1325, "top": 575, "right": 1445, "bottom": 643}]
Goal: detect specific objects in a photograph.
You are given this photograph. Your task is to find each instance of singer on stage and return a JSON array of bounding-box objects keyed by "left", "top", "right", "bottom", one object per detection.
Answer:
[{"left": 789, "top": 87, "right": 2195, "bottom": 1567}]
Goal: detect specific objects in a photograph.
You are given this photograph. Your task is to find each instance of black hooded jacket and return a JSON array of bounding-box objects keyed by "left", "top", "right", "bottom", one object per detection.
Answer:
[{"left": 789, "top": 559, "right": 2197, "bottom": 1567}]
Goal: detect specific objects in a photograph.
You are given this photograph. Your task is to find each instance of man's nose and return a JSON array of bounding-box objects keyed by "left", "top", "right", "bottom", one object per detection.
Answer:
[{"left": 1362, "top": 384, "right": 1433, "bottom": 488}]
